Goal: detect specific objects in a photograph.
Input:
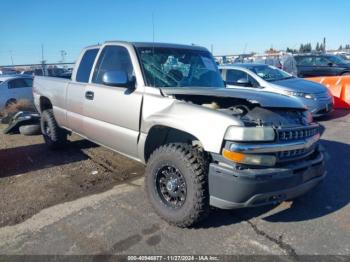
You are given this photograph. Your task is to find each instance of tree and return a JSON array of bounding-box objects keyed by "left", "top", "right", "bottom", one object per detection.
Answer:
[
  {"left": 286, "top": 47, "right": 297, "bottom": 53},
  {"left": 319, "top": 43, "right": 324, "bottom": 52},
  {"left": 339, "top": 45, "right": 343, "bottom": 50},
  {"left": 316, "top": 42, "right": 320, "bottom": 51}
]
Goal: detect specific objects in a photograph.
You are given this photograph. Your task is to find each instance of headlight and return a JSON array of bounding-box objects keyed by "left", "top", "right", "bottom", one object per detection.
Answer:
[
  {"left": 284, "top": 90, "right": 315, "bottom": 100},
  {"left": 224, "top": 126, "right": 275, "bottom": 141},
  {"left": 222, "top": 149, "right": 276, "bottom": 166}
]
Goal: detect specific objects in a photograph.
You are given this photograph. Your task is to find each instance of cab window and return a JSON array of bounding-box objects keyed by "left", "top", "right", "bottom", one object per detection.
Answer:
[
  {"left": 92, "top": 46, "right": 134, "bottom": 85},
  {"left": 76, "top": 48, "right": 99, "bottom": 83}
]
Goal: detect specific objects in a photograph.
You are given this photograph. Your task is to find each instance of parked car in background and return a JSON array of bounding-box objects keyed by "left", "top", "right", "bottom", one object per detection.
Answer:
[
  {"left": 20, "top": 70, "right": 35, "bottom": 76},
  {"left": 294, "top": 54, "right": 350, "bottom": 77},
  {"left": 220, "top": 64, "right": 333, "bottom": 117},
  {"left": 0, "top": 68, "right": 17, "bottom": 75},
  {"left": 0, "top": 75, "right": 34, "bottom": 109},
  {"left": 33, "top": 41, "right": 326, "bottom": 227}
]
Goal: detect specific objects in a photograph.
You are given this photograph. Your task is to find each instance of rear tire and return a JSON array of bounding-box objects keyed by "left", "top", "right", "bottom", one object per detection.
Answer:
[
  {"left": 41, "top": 109, "right": 67, "bottom": 149},
  {"left": 342, "top": 72, "right": 350, "bottom": 76},
  {"left": 145, "top": 143, "right": 209, "bottom": 227},
  {"left": 19, "top": 124, "right": 41, "bottom": 136}
]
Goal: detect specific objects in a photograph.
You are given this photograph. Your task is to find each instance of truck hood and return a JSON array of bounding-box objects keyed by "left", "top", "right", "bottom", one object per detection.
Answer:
[
  {"left": 271, "top": 78, "right": 327, "bottom": 94},
  {"left": 161, "top": 87, "right": 306, "bottom": 109}
]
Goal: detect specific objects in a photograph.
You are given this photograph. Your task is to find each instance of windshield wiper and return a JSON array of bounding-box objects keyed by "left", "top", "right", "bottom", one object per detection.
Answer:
[{"left": 268, "top": 76, "right": 295, "bottom": 82}]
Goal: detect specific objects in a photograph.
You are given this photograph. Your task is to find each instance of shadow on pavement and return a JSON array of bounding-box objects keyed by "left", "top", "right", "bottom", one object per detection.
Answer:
[
  {"left": 0, "top": 139, "right": 99, "bottom": 178},
  {"left": 197, "top": 139, "right": 350, "bottom": 228}
]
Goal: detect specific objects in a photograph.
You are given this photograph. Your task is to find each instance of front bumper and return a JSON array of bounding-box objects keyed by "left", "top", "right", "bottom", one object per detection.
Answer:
[
  {"left": 209, "top": 150, "right": 326, "bottom": 209},
  {"left": 304, "top": 98, "right": 334, "bottom": 117}
]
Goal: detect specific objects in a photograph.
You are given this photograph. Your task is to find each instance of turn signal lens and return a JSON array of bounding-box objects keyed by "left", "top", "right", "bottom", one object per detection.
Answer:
[
  {"left": 222, "top": 149, "right": 276, "bottom": 167},
  {"left": 222, "top": 149, "right": 246, "bottom": 162}
]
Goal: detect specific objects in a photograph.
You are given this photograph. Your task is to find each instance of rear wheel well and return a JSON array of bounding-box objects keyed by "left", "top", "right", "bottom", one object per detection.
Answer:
[
  {"left": 40, "top": 97, "right": 52, "bottom": 112},
  {"left": 144, "top": 126, "right": 203, "bottom": 162}
]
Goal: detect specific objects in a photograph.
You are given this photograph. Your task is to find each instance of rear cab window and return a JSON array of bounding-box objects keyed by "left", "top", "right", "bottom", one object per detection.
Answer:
[{"left": 76, "top": 48, "right": 99, "bottom": 83}]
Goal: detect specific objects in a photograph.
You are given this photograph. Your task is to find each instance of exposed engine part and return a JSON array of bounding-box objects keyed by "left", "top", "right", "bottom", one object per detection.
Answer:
[
  {"left": 174, "top": 94, "right": 307, "bottom": 128},
  {"left": 241, "top": 106, "right": 306, "bottom": 127},
  {"left": 202, "top": 102, "right": 220, "bottom": 109},
  {"left": 218, "top": 105, "right": 249, "bottom": 117}
]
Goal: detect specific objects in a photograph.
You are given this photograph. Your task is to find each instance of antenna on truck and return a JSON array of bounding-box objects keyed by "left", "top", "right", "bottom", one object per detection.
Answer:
[{"left": 152, "top": 12, "right": 156, "bottom": 88}]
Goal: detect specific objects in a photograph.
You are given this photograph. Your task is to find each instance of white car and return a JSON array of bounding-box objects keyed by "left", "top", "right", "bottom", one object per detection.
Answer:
[
  {"left": 220, "top": 64, "right": 333, "bottom": 117},
  {"left": 0, "top": 75, "right": 34, "bottom": 109}
]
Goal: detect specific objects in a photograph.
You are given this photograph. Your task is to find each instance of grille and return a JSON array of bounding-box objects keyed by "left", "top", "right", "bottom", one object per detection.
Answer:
[
  {"left": 277, "top": 146, "right": 315, "bottom": 162},
  {"left": 277, "top": 126, "right": 319, "bottom": 142}
]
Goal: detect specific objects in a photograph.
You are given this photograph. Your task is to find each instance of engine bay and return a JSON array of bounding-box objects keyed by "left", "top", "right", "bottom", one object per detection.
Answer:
[{"left": 174, "top": 94, "right": 309, "bottom": 128}]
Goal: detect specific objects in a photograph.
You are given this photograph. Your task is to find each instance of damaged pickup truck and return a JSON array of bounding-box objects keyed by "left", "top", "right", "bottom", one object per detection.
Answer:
[{"left": 33, "top": 41, "right": 326, "bottom": 227}]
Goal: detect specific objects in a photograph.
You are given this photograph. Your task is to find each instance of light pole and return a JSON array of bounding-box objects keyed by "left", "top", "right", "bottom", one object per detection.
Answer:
[{"left": 9, "top": 50, "right": 14, "bottom": 65}]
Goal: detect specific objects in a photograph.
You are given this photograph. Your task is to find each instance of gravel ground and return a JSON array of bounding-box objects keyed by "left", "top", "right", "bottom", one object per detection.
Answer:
[{"left": 0, "top": 128, "right": 144, "bottom": 227}]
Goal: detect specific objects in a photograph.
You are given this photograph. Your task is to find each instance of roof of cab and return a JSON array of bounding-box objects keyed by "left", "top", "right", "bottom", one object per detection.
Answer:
[{"left": 103, "top": 41, "right": 208, "bottom": 51}]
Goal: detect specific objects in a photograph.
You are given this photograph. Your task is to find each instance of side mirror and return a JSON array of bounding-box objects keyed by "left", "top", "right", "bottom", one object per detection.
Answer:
[
  {"left": 236, "top": 78, "right": 251, "bottom": 86},
  {"left": 102, "top": 70, "right": 134, "bottom": 88},
  {"left": 328, "top": 62, "right": 334, "bottom": 67}
]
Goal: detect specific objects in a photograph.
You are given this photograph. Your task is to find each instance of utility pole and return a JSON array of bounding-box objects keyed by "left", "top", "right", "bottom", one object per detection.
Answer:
[
  {"left": 9, "top": 50, "right": 14, "bottom": 65},
  {"left": 41, "top": 44, "right": 44, "bottom": 62},
  {"left": 323, "top": 37, "right": 326, "bottom": 52},
  {"left": 60, "top": 50, "right": 67, "bottom": 68},
  {"left": 211, "top": 44, "right": 214, "bottom": 54},
  {"left": 41, "top": 44, "right": 47, "bottom": 76}
]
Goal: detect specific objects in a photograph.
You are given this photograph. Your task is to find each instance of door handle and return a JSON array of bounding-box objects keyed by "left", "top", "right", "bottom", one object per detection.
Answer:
[{"left": 85, "top": 91, "right": 94, "bottom": 100}]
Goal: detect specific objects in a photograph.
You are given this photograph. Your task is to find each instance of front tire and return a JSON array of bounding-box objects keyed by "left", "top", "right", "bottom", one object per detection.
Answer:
[
  {"left": 41, "top": 109, "right": 67, "bottom": 149},
  {"left": 145, "top": 143, "right": 209, "bottom": 227}
]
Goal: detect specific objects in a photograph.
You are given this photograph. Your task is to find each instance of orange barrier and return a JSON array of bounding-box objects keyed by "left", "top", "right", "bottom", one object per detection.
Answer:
[{"left": 306, "top": 76, "right": 350, "bottom": 109}]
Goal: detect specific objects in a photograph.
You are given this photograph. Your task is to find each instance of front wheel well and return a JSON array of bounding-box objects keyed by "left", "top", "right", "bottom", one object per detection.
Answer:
[{"left": 144, "top": 125, "right": 203, "bottom": 162}]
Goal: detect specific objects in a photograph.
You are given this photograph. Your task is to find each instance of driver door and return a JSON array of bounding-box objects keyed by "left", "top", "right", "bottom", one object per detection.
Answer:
[{"left": 83, "top": 45, "right": 143, "bottom": 158}]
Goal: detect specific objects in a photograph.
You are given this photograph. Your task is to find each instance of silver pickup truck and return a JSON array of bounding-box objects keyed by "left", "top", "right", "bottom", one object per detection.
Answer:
[{"left": 33, "top": 41, "right": 326, "bottom": 227}]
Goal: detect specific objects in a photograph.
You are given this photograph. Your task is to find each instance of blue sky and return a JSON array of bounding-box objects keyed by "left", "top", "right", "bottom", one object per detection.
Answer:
[{"left": 0, "top": 0, "right": 349, "bottom": 65}]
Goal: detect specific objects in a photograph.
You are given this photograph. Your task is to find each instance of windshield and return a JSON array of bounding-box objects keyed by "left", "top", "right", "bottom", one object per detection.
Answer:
[
  {"left": 136, "top": 47, "right": 224, "bottom": 88},
  {"left": 328, "top": 55, "right": 349, "bottom": 64},
  {"left": 249, "top": 65, "right": 293, "bottom": 82}
]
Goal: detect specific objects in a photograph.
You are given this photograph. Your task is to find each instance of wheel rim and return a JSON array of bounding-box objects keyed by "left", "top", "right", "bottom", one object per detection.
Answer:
[{"left": 155, "top": 165, "right": 187, "bottom": 209}]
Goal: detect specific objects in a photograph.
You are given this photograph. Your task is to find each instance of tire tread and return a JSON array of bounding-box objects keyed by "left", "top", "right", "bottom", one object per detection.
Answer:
[{"left": 145, "top": 143, "right": 209, "bottom": 228}]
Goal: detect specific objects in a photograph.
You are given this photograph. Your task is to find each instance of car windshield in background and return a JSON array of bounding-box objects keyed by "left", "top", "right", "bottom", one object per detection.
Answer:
[
  {"left": 136, "top": 47, "right": 224, "bottom": 88},
  {"left": 249, "top": 65, "right": 293, "bottom": 82},
  {"left": 328, "top": 55, "right": 349, "bottom": 64}
]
